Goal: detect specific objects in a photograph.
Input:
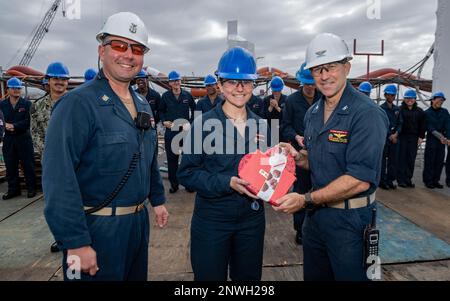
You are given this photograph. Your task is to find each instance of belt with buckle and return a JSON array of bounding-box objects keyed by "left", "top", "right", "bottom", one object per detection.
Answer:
[
  {"left": 83, "top": 203, "right": 145, "bottom": 216},
  {"left": 326, "top": 193, "right": 375, "bottom": 209}
]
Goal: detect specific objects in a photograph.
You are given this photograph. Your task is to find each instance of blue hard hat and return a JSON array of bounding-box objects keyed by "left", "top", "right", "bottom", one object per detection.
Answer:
[
  {"left": 358, "top": 81, "right": 372, "bottom": 93},
  {"left": 84, "top": 68, "right": 97, "bottom": 81},
  {"left": 217, "top": 47, "right": 257, "bottom": 80},
  {"left": 168, "top": 70, "right": 181, "bottom": 81},
  {"left": 7, "top": 77, "right": 23, "bottom": 89},
  {"left": 46, "top": 62, "right": 70, "bottom": 79},
  {"left": 204, "top": 74, "right": 217, "bottom": 86},
  {"left": 431, "top": 91, "right": 446, "bottom": 101},
  {"left": 296, "top": 62, "right": 315, "bottom": 85},
  {"left": 135, "top": 69, "right": 147, "bottom": 79},
  {"left": 270, "top": 76, "right": 284, "bottom": 92},
  {"left": 404, "top": 89, "right": 417, "bottom": 99},
  {"left": 384, "top": 84, "right": 397, "bottom": 95}
]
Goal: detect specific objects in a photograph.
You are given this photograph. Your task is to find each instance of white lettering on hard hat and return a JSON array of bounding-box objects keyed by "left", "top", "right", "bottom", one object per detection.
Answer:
[
  {"left": 129, "top": 23, "right": 137, "bottom": 34},
  {"left": 315, "top": 50, "right": 327, "bottom": 58}
]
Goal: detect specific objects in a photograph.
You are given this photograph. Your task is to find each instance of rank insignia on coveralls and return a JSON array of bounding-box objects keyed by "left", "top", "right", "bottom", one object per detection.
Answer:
[
  {"left": 102, "top": 95, "right": 110, "bottom": 102},
  {"left": 328, "top": 130, "right": 349, "bottom": 144}
]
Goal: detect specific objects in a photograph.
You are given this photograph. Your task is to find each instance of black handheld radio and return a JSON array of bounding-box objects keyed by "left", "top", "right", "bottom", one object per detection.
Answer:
[
  {"left": 364, "top": 208, "right": 379, "bottom": 267},
  {"left": 136, "top": 111, "right": 152, "bottom": 130}
]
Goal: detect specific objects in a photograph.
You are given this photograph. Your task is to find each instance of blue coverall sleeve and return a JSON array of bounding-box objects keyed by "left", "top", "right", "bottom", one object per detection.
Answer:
[
  {"left": 447, "top": 113, "right": 450, "bottom": 139},
  {"left": 177, "top": 121, "right": 233, "bottom": 198},
  {"left": 42, "top": 94, "right": 93, "bottom": 250},
  {"left": 396, "top": 110, "right": 403, "bottom": 135},
  {"left": 425, "top": 111, "right": 437, "bottom": 133},
  {"left": 195, "top": 99, "right": 203, "bottom": 113},
  {"left": 149, "top": 143, "right": 166, "bottom": 207},
  {"left": 159, "top": 94, "right": 167, "bottom": 122},
  {"left": 0, "top": 109, "right": 4, "bottom": 138},
  {"left": 189, "top": 95, "right": 196, "bottom": 123},
  {"left": 281, "top": 98, "right": 299, "bottom": 142},
  {"left": 345, "top": 108, "right": 388, "bottom": 187}
]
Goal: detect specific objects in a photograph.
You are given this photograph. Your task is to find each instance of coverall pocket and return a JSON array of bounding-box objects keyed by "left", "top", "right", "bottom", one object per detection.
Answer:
[{"left": 98, "top": 132, "right": 131, "bottom": 175}]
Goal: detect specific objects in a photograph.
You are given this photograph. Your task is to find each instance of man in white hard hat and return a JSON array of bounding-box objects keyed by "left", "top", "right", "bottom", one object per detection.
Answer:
[
  {"left": 274, "top": 33, "right": 388, "bottom": 281},
  {"left": 43, "top": 12, "right": 168, "bottom": 281}
]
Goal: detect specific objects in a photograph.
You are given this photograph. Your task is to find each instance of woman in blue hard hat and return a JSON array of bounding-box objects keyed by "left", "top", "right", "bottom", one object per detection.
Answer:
[
  {"left": 397, "top": 89, "right": 425, "bottom": 188},
  {"left": 423, "top": 91, "right": 449, "bottom": 189},
  {"left": 177, "top": 46, "right": 269, "bottom": 281}
]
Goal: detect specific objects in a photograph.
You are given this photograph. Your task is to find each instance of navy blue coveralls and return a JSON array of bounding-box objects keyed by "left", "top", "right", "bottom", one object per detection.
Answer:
[
  {"left": 423, "top": 106, "right": 450, "bottom": 187},
  {"left": 281, "top": 88, "right": 321, "bottom": 236},
  {"left": 0, "top": 97, "right": 36, "bottom": 194},
  {"left": 159, "top": 89, "right": 195, "bottom": 189},
  {"left": 177, "top": 104, "right": 269, "bottom": 281},
  {"left": 397, "top": 102, "right": 425, "bottom": 186},
  {"left": 247, "top": 94, "right": 264, "bottom": 117},
  {"left": 195, "top": 95, "right": 223, "bottom": 114},
  {"left": 136, "top": 87, "right": 161, "bottom": 124},
  {"left": 261, "top": 93, "right": 287, "bottom": 139},
  {"left": 0, "top": 109, "right": 5, "bottom": 141},
  {"left": 446, "top": 114, "right": 450, "bottom": 186},
  {"left": 43, "top": 71, "right": 166, "bottom": 281},
  {"left": 380, "top": 101, "right": 403, "bottom": 186},
  {"left": 302, "top": 83, "right": 388, "bottom": 281}
]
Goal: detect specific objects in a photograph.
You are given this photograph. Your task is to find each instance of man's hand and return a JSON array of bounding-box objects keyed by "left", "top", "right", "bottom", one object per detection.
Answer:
[
  {"left": 67, "top": 246, "right": 98, "bottom": 276},
  {"left": 182, "top": 123, "right": 191, "bottom": 131},
  {"left": 153, "top": 205, "right": 169, "bottom": 228},
  {"left": 294, "top": 135, "right": 305, "bottom": 148},
  {"left": 389, "top": 133, "right": 398, "bottom": 144},
  {"left": 5, "top": 123, "right": 14, "bottom": 131},
  {"left": 418, "top": 138, "right": 423, "bottom": 147},
  {"left": 279, "top": 142, "right": 299, "bottom": 158},
  {"left": 163, "top": 121, "right": 173, "bottom": 129},
  {"left": 272, "top": 193, "right": 305, "bottom": 214},
  {"left": 440, "top": 137, "right": 447, "bottom": 145},
  {"left": 230, "top": 176, "right": 259, "bottom": 199},
  {"left": 279, "top": 142, "right": 309, "bottom": 170}
]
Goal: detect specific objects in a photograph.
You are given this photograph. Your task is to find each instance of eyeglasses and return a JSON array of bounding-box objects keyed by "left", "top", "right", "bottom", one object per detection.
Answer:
[
  {"left": 311, "top": 59, "right": 347, "bottom": 76},
  {"left": 221, "top": 79, "right": 255, "bottom": 88},
  {"left": 103, "top": 39, "right": 148, "bottom": 55}
]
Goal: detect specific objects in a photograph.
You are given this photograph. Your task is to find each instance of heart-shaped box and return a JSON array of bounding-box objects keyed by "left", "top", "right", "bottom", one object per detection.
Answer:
[{"left": 238, "top": 146, "right": 297, "bottom": 206}]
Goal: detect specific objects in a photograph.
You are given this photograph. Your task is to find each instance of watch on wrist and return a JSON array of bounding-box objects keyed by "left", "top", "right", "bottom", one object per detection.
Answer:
[{"left": 304, "top": 192, "right": 315, "bottom": 210}]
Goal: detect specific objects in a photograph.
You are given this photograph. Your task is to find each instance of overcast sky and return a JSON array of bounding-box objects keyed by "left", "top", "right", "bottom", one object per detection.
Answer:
[{"left": 0, "top": 0, "right": 437, "bottom": 82}]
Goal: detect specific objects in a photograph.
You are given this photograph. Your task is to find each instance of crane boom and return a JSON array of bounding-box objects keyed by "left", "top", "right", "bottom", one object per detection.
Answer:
[{"left": 19, "top": 0, "right": 62, "bottom": 66}]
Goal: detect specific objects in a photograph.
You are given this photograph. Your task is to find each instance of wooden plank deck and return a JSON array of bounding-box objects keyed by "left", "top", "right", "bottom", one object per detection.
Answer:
[{"left": 0, "top": 175, "right": 449, "bottom": 281}]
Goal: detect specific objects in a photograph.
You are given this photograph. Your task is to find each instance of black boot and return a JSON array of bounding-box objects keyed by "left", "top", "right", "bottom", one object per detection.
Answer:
[
  {"left": 50, "top": 241, "right": 61, "bottom": 253},
  {"left": 2, "top": 191, "right": 21, "bottom": 200}
]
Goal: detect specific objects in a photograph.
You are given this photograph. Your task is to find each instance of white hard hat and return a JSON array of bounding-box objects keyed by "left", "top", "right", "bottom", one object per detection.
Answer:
[
  {"left": 304, "top": 33, "right": 352, "bottom": 70},
  {"left": 96, "top": 12, "right": 150, "bottom": 50}
]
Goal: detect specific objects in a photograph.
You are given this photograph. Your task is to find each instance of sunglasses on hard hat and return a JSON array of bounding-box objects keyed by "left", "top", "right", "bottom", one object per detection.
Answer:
[
  {"left": 311, "top": 59, "right": 347, "bottom": 76},
  {"left": 103, "top": 39, "right": 148, "bottom": 55},
  {"left": 221, "top": 79, "right": 255, "bottom": 88}
]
